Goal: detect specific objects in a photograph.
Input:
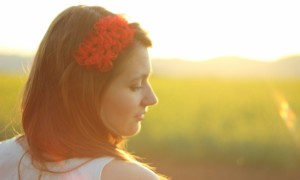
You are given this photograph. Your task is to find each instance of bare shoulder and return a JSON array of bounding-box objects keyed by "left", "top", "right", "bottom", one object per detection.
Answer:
[{"left": 101, "top": 159, "right": 159, "bottom": 180}]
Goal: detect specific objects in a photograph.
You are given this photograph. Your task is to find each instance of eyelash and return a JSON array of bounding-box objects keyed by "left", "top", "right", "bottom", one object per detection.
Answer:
[
  {"left": 131, "top": 84, "right": 143, "bottom": 91},
  {"left": 130, "top": 79, "right": 148, "bottom": 91}
]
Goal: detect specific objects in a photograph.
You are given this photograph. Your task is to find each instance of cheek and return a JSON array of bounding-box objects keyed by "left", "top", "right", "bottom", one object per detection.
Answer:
[
  {"left": 111, "top": 101, "right": 132, "bottom": 119},
  {"left": 100, "top": 90, "right": 141, "bottom": 135},
  {"left": 105, "top": 91, "right": 137, "bottom": 116}
]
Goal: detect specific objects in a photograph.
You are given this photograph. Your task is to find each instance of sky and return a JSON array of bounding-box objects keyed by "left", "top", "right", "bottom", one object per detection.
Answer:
[{"left": 0, "top": 0, "right": 300, "bottom": 62}]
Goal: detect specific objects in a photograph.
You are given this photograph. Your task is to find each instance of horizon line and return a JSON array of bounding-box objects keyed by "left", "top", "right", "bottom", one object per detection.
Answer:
[{"left": 1, "top": 50, "right": 300, "bottom": 63}]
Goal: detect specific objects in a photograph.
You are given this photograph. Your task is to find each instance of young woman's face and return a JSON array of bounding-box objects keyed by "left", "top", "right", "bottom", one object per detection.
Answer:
[{"left": 100, "top": 44, "right": 158, "bottom": 137}]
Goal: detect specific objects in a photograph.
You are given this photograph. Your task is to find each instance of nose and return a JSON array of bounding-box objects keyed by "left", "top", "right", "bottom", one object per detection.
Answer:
[{"left": 142, "top": 83, "right": 158, "bottom": 106}]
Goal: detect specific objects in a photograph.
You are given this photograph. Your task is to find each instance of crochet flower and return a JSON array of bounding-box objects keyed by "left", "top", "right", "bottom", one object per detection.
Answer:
[{"left": 74, "top": 15, "right": 135, "bottom": 72}]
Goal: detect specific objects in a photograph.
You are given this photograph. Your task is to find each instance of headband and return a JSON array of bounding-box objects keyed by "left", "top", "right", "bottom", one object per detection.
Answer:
[{"left": 74, "top": 15, "right": 136, "bottom": 72}]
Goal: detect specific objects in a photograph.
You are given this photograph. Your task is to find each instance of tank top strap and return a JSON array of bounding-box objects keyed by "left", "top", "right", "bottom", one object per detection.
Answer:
[{"left": 79, "top": 156, "right": 114, "bottom": 179}]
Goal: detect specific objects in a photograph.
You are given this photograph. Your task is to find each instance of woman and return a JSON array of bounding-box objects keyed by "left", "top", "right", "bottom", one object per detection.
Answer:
[{"left": 0, "top": 5, "right": 167, "bottom": 180}]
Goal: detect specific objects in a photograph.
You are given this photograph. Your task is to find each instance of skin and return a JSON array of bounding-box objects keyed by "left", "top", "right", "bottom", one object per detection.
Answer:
[
  {"left": 100, "top": 43, "right": 158, "bottom": 137},
  {"left": 102, "top": 159, "right": 159, "bottom": 180},
  {"left": 100, "top": 43, "right": 160, "bottom": 179}
]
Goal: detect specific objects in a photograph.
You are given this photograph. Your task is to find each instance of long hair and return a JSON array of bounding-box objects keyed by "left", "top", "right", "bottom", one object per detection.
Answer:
[{"left": 21, "top": 5, "right": 153, "bottom": 163}]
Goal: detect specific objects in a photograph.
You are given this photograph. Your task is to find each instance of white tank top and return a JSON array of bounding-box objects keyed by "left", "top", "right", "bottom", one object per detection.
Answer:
[{"left": 0, "top": 137, "right": 114, "bottom": 180}]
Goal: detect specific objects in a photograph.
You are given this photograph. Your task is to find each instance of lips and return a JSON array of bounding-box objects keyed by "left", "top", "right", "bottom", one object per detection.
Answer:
[{"left": 135, "top": 112, "right": 146, "bottom": 120}]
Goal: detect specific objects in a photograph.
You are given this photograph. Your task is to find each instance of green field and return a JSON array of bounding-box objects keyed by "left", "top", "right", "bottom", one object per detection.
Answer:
[
  {"left": 0, "top": 74, "right": 26, "bottom": 139},
  {"left": 129, "top": 76, "right": 300, "bottom": 168},
  {"left": 1, "top": 74, "right": 300, "bottom": 178}
]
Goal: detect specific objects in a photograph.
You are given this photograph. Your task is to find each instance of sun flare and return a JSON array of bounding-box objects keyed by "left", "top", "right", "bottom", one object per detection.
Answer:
[{"left": 274, "top": 91, "right": 299, "bottom": 148}]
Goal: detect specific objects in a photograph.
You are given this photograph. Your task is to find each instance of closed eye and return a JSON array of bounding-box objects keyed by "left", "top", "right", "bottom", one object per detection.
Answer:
[
  {"left": 130, "top": 86, "right": 143, "bottom": 91},
  {"left": 129, "top": 73, "right": 151, "bottom": 92},
  {"left": 130, "top": 78, "right": 151, "bottom": 92},
  {"left": 130, "top": 81, "right": 143, "bottom": 91}
]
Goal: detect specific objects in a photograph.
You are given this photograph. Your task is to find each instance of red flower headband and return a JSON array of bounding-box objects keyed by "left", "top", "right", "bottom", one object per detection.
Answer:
[{"left": 74, "top": 15, "right": 136, "bottom": 72}]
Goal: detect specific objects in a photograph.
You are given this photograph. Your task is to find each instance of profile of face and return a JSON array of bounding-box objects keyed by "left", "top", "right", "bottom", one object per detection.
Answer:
[{"left": 100, "top": 43, "right": 158, "bottom": 137}]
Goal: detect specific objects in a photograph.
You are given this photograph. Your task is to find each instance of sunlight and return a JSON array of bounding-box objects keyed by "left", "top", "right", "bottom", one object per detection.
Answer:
[
  {"left": 274, "top": 91, "right": 299, "bottom": 148},
  {"left": 0, "top": 0, "right": 300, "bottom": 61},
  {"left": 279, "top": 100, "right": 297, "bottom": 133}
]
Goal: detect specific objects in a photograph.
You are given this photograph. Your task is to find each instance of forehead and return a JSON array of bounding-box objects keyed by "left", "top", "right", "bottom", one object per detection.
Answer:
[{"left": 118, "top": 44, "right": 151, "bottom": 79}]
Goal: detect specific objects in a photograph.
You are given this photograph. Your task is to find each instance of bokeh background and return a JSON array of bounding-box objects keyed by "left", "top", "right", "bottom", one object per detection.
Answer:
[{"left": 1, "top": 1, "right": 300, "bottom": 179}]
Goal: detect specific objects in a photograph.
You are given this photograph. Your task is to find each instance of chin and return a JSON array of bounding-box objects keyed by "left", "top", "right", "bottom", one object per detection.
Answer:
[{"left": 122, "top": 125, "right": 141, "bottom": 137}]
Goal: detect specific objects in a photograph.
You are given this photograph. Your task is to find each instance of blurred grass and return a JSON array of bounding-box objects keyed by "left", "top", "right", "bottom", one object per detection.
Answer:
[
  {"left": 128, "top": 76, "right": 300, "bottom": 168},
  {"left": 1, "top": 74, "right": 300, "bottom": 169},
  {"left": 0, "top": 74, "right": 25, "bottom": 139}
]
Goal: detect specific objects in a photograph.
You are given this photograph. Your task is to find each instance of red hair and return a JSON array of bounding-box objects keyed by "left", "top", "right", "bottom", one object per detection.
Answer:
[{"left": 21, "top": 5, "right": 152, "bottom": 163}]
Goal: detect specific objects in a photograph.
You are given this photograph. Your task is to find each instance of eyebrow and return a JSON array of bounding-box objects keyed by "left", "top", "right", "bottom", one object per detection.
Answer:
[{"left": 130, "top": 72, "right": 151, "bottom": 82}]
